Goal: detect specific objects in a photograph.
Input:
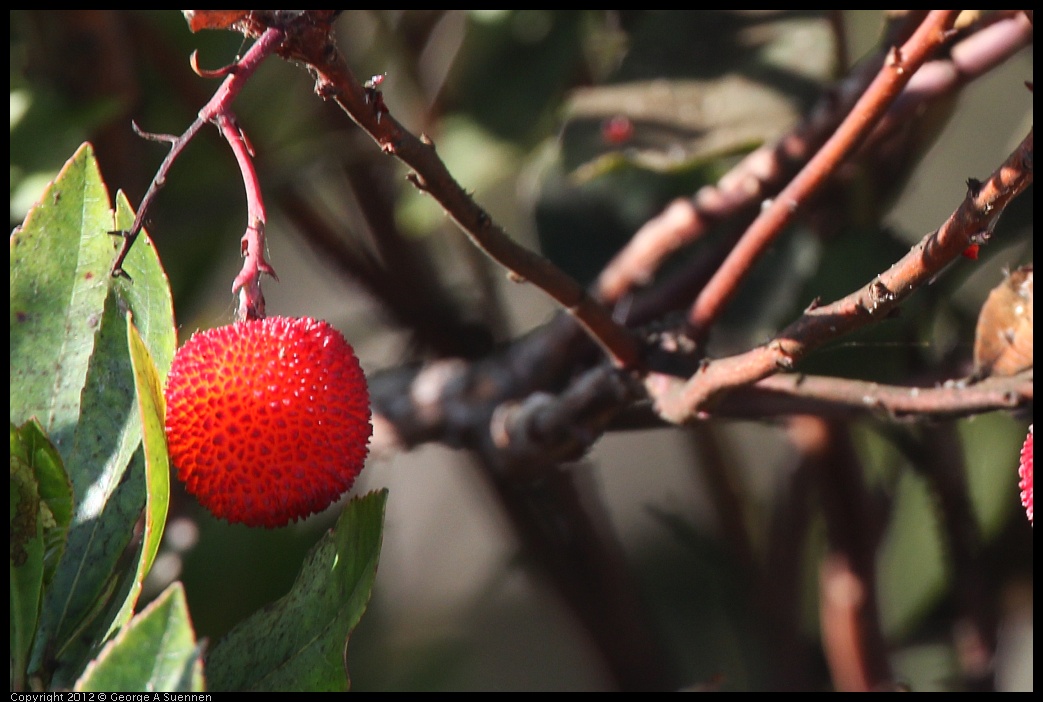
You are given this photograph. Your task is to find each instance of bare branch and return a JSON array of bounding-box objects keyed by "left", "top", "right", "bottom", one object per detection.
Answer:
[
  {"left": 254, "top": 12, "right": 642, "bottom": 368},
  {"left": 647, "top": 127, "right": 1033, "bottom": 424},
  {"left": 111, "top": 25, "right": 284, "bottom": 278},
  {"left": 596, "top": 11, "right": 1032, "bottom": 314},
  {"left": 595, "top": 11, "right": 930, "bottom": 305},
  {"left": 687, "top": 10, "right": 962, "bottom": 335},
  {"left": 718, "top": 370, "right": 1033, "bottom": 421}
]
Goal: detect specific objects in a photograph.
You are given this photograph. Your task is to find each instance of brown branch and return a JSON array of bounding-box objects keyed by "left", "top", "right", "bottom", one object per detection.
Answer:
[
  {"left": 820, "top": 554, "right": 889, "bottom": 691},
  {"left": 646, "top": 127, "right": 1033, "bottom": 424},
  {"left": 687, "top": 10, "right": 962, "bottom": 335},
  {"left": 719, "top": 371, "right": 1033, "bottom": 421},
  {"left": 368, "top": 318, "right": 595, "bottom": 457},
  {"left": 110, "top": 25, "right": 284, "bottom": 278},
  {"left": 243, "top": 12, "right": 641, "bottom": 368},
  {"left": 595, "top": 11, "right": 931, "bottom": 305},
  {"left": 911, "top": 423, "right": 996, "bottom": 689},
  {"left": 371, "top": 351, "right": 1032, "bottom": 461},
  {"left": 799, "top": 418, "right": 891, "bottom": 691},
  {"left": 597, "top": 11, "right": 1032, "bottom": 315},
  {"left": 760, "top": 439, "right": 818, "bottom": 690},
  {"left": 488, "top": 365, "right": 641, "bottom": 473}
]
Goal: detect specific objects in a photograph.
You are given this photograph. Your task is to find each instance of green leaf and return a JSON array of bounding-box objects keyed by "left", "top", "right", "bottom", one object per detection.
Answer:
[
  {"left": 10, "top": 417, "right": 75, "bottom": 688},
  {"left": 10, "top": 142, "right": 115, "bottom": 454},
  {"left": 559, "top": 11, "right": 835, "bottom": 176},
  {"left": 877, "top": 465, "right": 947, "bottom": 639},
  {"left": 74, "top": 582, "right": 204, "bottom": 693},
  {"left": 960, "top": 415, "right": 1026, "bottom": 539},
  {"left": 875, "top": 415, "right": 1026, "bottom": 639},
  {"left": 34, "top": 294, "right": 149, "bottom": 687},
  {"left": 100, "top": 316, "right": 172, "bottom": 641},
  {"left": 536, "top": 11, "right": 836, "bottom": 285},
  {"left": 10, "top": 420, "right": 75, "bottom": 692},
  {"left": 10, "top": 420, "right": 74, "bottom": 584},
  {"left": 91, "top": 193, "right": 177, "bottom": 647},
  {"left": 10, "top": 430, "right": 46, "bottom": 693},
  {"left": 11, "top": 143, "right": 177, "bottom": 687},
  {"left": 206, "top": 490, "right": 389, "bottom": 691}
]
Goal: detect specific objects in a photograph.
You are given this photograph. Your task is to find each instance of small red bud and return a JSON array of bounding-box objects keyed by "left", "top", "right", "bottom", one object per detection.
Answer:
[{"left": 602, "top": 115, "right": 634, "bottom": 145}]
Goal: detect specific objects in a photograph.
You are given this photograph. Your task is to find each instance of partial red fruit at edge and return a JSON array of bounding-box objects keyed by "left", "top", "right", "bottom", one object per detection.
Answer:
[
  {"left": 1020, "top": 425, "right": 1033, "bottom": 525},
  {"left": 164, "top": 317, "right": 372, "bottom": 528}
]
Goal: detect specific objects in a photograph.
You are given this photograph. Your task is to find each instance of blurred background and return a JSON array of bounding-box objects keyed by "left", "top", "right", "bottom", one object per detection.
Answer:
[{"left": 11, "top": 11, "right": 1032, "bottom": 691}]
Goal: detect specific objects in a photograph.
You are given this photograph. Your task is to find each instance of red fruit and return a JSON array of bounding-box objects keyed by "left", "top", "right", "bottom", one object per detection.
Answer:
[
  {"left": 1020, "top": 425, "right": 1033, "bottom": 525},
  {"left": 164, "top": 317, "right": 372, "bottom": 528}
]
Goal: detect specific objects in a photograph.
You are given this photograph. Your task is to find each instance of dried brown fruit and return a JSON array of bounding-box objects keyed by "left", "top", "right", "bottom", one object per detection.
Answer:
[{"left": 973, "top": 264, "right": 1033, "bottom": 377}]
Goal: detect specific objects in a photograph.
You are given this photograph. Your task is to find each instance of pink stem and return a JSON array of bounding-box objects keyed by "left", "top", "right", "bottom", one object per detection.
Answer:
[{"left": 687, "top": 11, "right": 960, "bottom": 335}]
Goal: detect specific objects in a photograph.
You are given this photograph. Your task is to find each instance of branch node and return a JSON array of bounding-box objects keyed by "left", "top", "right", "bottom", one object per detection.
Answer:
[
  {"left": 772, "top": 340, "right": 796, "bottom": 371},
  {"left": 886, "top": 45, "right": 905, "bottom": 72},
  {"left": 364, "top": 74, "right": 390, "bottom": 123},
  {"left": 868, "top": 280, "right": 895, "bottom": 312},
  {"left": 315, "top": 78, "right": 341, "bottom": 100},
  {"left": 406, "top": 172, "right": 428, "bottom": 191}
]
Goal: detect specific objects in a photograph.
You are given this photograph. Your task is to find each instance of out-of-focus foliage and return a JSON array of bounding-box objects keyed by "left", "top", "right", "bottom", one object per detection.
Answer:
[{"left": 11, "top": 11, "right": 1032, "bottom": 692}]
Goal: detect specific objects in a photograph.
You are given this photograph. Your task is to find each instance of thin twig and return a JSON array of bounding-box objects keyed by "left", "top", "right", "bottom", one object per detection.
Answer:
[
  {"left": 646, "top": 127, "right": 1033, "bottom": 424},
  {"left": 110, "top": 26, "right": 284, "bottom": 279},
  {"left": 264, "top": 17, "right": 642, "bottom": 368},
  {"left": 687, "top": 10, "right": 962, "bottom": 335},
  {"left": 594, "top": 11, "right": 930, "bottom": 306},
  {"left": 218, "top": 112, "right": 278, "bottom": 321},
  {"left": 714, "top": 370, "right": 1033, "bottom": 421},
  {"left": 596, "top": 11, "right": 1032, "bottom": 313}
]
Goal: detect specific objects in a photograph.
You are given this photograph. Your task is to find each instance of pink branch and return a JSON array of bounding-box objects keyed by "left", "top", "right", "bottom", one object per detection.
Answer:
[
  {"left": 596, "top": 11, "right": 1031, "bottom": 311},
  {"left": 219, "top": 113, "right": 278, "bottom": 321},
  {"left": 111, "top": 26, "right": 284, "bottom": 310},
  {"left": 593, "top": 11, "right": 928, "bottom": 305},
  {"left": 687, "top": 10, "right": 961, "bottom": 335},
  {"left": 647, "top": 127, "right": 1033, "bottom": 424}
]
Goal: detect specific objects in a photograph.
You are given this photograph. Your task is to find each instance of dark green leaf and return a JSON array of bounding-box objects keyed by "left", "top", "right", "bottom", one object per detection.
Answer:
[
  {"left": 206, "top": 490, "right": 389, "bottom": 691},
  {"left": 10, "top": 429, "right": 46, "bottom": 693},
  {"left": 10, "top": 420, "right": 74, "bottom": 583}
]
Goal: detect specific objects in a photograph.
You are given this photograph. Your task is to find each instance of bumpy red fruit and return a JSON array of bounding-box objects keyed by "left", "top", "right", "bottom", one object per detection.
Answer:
[{"left": 164, "top": 317, "right": 372, "bottom": 528}]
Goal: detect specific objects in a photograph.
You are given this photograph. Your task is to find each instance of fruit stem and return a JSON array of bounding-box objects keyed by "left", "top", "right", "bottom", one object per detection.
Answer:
[{"left": 111, "top": 27, "right": 285, "bottom": 286}]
